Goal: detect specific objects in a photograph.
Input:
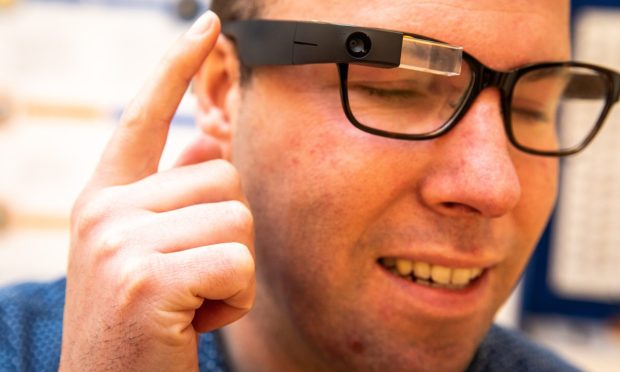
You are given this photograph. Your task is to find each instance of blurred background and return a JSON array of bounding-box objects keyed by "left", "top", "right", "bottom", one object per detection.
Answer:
[{"left": 0, "top": 0, "right": 619, "bottom": 370}]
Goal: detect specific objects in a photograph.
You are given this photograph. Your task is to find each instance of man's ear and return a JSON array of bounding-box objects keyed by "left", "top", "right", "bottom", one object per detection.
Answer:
[{"left": 193, "top": 34, "right": 241, "bottom": 160}]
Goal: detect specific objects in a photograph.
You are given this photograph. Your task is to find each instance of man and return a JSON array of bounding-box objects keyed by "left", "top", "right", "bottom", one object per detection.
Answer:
[{"left": 2, "top": 0, "right": 618, "bottom": 370}]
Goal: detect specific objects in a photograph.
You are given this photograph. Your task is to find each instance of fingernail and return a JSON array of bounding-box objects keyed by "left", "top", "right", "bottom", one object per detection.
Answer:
[{"left": 189, "top": 11, "right": 215, "bottom": 36}]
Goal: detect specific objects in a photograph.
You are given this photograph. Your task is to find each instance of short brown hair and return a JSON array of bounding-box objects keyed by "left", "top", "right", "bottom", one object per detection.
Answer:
[
  {"left": 209, "top": 0, "right": 263, "bottom": 22},
  {"left": 209, "top": 0, "right": 265, "bottom": 82}
]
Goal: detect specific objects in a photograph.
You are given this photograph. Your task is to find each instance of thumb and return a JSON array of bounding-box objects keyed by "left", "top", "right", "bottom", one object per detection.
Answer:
[{"left": 174, "top": 135, "right": 223, "bottom": 167}]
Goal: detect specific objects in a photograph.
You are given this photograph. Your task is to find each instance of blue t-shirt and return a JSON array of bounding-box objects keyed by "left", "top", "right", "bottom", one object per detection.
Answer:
[{"left": 0, "top": 278, "right": 579, "bottom": 371}]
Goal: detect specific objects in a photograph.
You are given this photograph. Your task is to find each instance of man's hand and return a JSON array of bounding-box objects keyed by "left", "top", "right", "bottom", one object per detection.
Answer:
[{"left": 60, "top": 11, "right": 255, "bottom": 371}]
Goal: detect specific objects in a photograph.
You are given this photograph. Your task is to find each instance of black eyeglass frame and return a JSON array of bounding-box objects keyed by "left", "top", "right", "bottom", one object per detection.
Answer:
[
  {"left": 222, "top": 20, "right": 620, "bottom": 157},
  {"left": 340, "top": 61, "right": 620, "bottom": 157}
]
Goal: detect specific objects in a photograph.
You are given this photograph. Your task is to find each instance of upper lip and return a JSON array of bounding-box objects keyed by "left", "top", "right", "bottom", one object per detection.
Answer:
[{"left": 376, "top": 251, "right": 501, "bottom": 269}]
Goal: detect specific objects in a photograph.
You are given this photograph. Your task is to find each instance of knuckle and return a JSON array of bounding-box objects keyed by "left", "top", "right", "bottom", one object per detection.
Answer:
[
  {"left": 117, "top": 257, "right": 158, "bottom": 306},
  {"left": 71, "top": 189, "right": 118, "bottom": 240},
  {"left": 120, "top": 103, "right": 140, "bottom": 128},
  {"left": 226, "top": 200, "right": 254, "bottom": 236},
  {"left": 230, "top": 243, "right": 254, "bottom": 277},
  {"left": 155, "top": 48, "right": 192, "bottom": 89},
  {"left": 121, "top": 98, "right": 171, "bottom": 131},
  {"left": 212, "top": 159, "right": 242, "bottom": 191},
  {"left": 96, "top": 226, "right": 132, "bottom": 259},
  {"left": 224, "top": 243, "right": 255, "bottom": 281},
  {"left": 120, "top": 99, "right": 147, "bottom": 128}
]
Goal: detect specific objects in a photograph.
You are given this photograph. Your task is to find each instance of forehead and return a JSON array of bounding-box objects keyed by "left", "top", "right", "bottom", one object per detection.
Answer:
[{"left": 262, "top": 0, "right": 571, "bottom": 70}]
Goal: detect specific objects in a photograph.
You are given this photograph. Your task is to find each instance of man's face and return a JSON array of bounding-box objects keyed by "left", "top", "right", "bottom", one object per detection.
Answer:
[{"left": 228, "top": 0, "right": 569, "bottom": 370}]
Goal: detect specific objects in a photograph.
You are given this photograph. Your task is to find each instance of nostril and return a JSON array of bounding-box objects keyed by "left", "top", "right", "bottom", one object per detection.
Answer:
[{"left": 442, "top": 202, "right": 481, "bottom": 216}]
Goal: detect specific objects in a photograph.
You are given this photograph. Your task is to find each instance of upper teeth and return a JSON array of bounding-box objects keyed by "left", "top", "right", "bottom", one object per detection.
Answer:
[{"left": 380, "top": 257, "right": 483, "bottom": 288}]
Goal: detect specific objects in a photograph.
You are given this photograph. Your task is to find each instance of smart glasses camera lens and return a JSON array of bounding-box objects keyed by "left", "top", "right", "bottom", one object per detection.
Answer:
[{"left": 346, "top": 32, "right": 372, "bottom": 58}]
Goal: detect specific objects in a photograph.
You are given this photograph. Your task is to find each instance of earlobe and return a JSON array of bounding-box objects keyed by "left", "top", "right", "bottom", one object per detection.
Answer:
[{"left": 193, "top": 34, "right": 241, "bottom": 160}]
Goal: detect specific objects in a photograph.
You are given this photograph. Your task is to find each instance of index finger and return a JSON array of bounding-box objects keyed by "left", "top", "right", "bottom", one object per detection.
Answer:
[{"left": 92, "top": 11, "right": 221, "bottom": 188}]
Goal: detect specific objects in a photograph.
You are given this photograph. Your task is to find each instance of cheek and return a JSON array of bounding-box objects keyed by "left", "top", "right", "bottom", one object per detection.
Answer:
[
  {"left": 515, "top": 155, "right": 558, "bottom": 233},
  {"left": 506, "top": 154, "right": 558, "bottom": 276},
  {"left": 231, "top": 71, "right": 385, "bottom": 275},
  {"left": 238, "top": 66, "right": 400, "bottom": 226},
  {"left": 231, "top": 67, "right": 431, "bottom": 314}
]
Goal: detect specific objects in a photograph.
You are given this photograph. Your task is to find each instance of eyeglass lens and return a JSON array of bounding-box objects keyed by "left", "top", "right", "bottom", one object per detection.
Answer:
[
  {"left": 346, "top": 63, "right": 472, "bottom": 136},
  {"left": 510, "top": 66, "right": 608, "bottom": 153},
  {"left": 346, "top": 63, "right": 611, "bottom": 154}
]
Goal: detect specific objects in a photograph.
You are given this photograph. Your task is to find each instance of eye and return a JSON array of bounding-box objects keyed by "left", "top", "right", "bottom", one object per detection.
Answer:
[
  {"left": 356, "top": 85, "right": 421, "bottom": 99},
  {"left": 349, "top": 81, "right": 429, "bottom": 105},
  {"left": 512, "top": 106, "right": 551, "bottom": 124}
]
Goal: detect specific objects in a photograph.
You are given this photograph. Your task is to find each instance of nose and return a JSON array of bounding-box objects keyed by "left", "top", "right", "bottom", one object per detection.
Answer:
[{"left": 419, "top": 89, "right": 521, "bottom": 218}]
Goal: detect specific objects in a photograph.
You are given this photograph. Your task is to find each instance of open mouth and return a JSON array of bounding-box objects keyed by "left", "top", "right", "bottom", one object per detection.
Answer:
[{"left": 378, "top": 257, "right": 484, "bottom": 290}]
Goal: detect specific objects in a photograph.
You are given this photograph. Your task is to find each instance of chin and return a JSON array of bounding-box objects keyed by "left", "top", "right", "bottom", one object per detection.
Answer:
[{"left": 283, "top": 274, "right": 497, "bottom": 372}]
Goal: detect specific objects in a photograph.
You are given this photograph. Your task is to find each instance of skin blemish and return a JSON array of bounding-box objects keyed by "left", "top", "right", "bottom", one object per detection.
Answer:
[{"left": 350, "top": 339, "right": 366, "bottom": 354}]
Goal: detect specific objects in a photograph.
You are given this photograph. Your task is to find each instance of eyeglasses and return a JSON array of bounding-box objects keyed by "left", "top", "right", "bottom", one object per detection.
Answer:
[{"left": 222, "top": 20, "right": 620, "bottom": 157}]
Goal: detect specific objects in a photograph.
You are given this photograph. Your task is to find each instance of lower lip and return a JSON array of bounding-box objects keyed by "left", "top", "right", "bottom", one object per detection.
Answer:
[{"left": 375, "top": 263, "right": 491, "bottom": 318}]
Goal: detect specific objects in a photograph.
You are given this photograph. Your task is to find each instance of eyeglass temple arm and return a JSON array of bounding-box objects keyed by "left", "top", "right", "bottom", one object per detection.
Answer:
[
  {"left": 564, "top": 73, "right": 613, "bottom": 99},
  {"left": 558, "top": 70, "right": 620, "bottom": 103},
  {"left": 222, "top": 20, "right": 403, "bottom": 68},
  {"left": 613, "top": 72, "right": 620, "bottom": 102}
]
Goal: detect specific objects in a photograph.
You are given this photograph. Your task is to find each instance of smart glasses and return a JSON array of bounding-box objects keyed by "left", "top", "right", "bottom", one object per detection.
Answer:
[{"left": 223, "top": 20, "right": 620, "bottom": 156}]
